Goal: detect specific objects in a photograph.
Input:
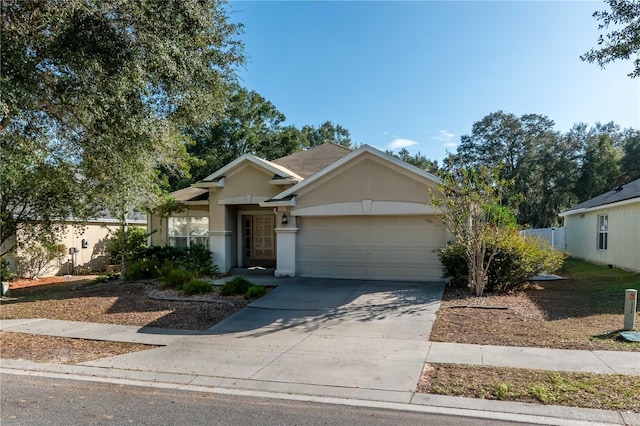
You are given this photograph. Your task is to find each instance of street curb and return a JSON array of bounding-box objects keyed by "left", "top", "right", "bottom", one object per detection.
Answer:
[{"left": 2, "top": 361, "right": 638, "bottom": 426}]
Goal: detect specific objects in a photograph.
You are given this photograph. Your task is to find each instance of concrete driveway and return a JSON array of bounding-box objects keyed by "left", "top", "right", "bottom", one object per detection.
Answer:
[{"left": 82, "top": 278, "right": 445, "bottom": 393}]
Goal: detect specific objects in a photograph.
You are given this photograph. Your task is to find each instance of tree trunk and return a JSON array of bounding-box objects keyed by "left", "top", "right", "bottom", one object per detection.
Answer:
[
  {"left": 120, "top": 219, "right": 127, "bottom": 280},
  {"left": 470, "top": 249, "right": 487, "bottom": 297}
]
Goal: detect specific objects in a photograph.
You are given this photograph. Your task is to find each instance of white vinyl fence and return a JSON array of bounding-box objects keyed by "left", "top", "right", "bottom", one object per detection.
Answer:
[{"left": 520, "top": 227, "right": 565, "bottom": 252}]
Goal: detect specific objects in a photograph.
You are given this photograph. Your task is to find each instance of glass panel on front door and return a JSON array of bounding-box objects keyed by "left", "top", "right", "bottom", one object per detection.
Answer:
[
  {"left": 253, "top": 215, "right": 274, "bottom": 259},
  {"left": 242, "top": 215, "right": 275, "bottom": 266},
  {"left": 244, "top": 218, "right": 252, "bottom": 259}
]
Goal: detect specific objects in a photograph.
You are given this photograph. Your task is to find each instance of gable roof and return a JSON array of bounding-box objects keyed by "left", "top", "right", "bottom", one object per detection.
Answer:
[
  {"left": 265, "top": 144, "right": 443, "bottom": 202},
  {"left": 560, "top": 177, "right": 640, "bottom": 216},
  {"left": 170, "top": 186, "right": 209, "bottom": 202},
  {"left": 271, "top": 142, "right": 353, "bottom": 178},
  {"left": 194, "top": 154, "right": 303, "bottom": 187}
]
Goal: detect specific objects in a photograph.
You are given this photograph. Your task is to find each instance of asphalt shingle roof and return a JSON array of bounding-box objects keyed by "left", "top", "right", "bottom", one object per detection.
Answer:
[
  {"left": 271, "top": 142, "right": 353, "bottom": 179},
  {"left": 170, "top": 186, "right": 209, "bottom": 202},
  {"left": 561, "top": 177, "right": 640, "bottom": 214}
]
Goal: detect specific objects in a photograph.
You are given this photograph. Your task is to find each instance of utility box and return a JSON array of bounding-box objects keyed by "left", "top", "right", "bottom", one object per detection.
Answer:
[{"left": 624, "top": 289, "right": 637, "bottom": 331}]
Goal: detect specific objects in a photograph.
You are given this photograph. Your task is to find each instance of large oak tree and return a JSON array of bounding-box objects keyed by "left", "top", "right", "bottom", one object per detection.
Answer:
[
  {"left": 0, "top": 0, "right": 244, "bottom": 252},
  {"left": 582, "top": 0, "right": 640, "bottom": 78}
]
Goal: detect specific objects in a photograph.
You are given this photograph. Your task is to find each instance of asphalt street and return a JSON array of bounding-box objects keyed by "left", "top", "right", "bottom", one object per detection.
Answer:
[{"left": 0, "top": 374, "right": 532, "bottom": 426}]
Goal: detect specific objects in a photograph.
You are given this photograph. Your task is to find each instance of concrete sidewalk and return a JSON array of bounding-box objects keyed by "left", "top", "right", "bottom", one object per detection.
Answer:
[
  {"left": 427, "top": 342, "right": 640, "bottom": 376},
  {"left": 2, "top": 318, "right": 638, "bottom": 376}
]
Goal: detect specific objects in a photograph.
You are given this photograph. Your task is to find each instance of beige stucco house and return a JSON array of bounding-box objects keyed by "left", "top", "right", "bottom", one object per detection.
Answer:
[
  {"left": 559, "top": 177, "right": 640, "bottom": 272},
  {"left": 2, "top": 213, "right": 146, "bottom": 277},
  {"left": 149, "top": 143, "right": 447, "bottom": 281}
]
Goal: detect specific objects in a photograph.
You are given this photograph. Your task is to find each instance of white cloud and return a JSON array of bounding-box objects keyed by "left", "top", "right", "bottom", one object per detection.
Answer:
[
  {"left": 432, "top": 130, "right": 455, "bottom": 142},
  {"left": 441, "top": 141, "right": 458, "bottom": 148},
  {"left": 388, "top": 138, "right": 418, "bottom": 150}
]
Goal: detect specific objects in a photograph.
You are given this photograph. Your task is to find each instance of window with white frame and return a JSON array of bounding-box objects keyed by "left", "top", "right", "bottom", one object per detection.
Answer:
[
  {"left": 167, "top": 217, "right": 209, "bottom": 248},
  {"left": 597, "top": 214, "right": 608, "bottom": 251}
]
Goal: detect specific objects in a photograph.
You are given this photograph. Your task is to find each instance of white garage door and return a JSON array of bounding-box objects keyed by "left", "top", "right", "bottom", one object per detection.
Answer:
[{"left": 297, "top": 216, "right": 445, "bottom": 281}]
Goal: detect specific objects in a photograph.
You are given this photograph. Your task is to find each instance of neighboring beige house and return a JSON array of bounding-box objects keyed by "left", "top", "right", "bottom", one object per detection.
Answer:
[
  {"left": 3, "top": 212, "right": 147, "bottom": 277},
  {"left": 149, "top": 143, "right": 448, "bottom": 281},
  {"left": 559, "top": 177, "right": 640, "bottom": 272}
]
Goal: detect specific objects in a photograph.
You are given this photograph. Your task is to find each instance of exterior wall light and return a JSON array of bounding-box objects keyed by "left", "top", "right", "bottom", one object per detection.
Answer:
[{"left": 281, "top": 213, "right": 288, "bottom": 224}]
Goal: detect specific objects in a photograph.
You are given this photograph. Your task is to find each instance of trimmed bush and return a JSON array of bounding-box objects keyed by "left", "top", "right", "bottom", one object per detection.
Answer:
[
  {"left": 161, "top": 268, "right": 194, "bottom": 289},
  {"left": 244, "top": 285, "right": 266, "bottom": 300},
  {"left": 134, "top": 245, "right": 218, "bottom": 276},
  {"left": 183, "top": 279, "right": 213, "bottom": 295},
  {"left": 220, "top": 276, "right": 252, "bottom": 296},
  {"left": 125, "top": 259, "right": 160, "bottom": 280},
  {"left": 219, "top": 277, "right": 266, "bottom": 299},
  {"left": 439, "top": 232, "right": 566, "bottom": 293}
]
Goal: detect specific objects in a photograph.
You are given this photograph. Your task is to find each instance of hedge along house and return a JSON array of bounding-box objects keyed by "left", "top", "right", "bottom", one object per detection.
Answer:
[
  {"left": 559, "top": 177, "right": 640, "bottom": 272},
  {"left": 148, "top": 143, "right": 448, "bottom": 281}
]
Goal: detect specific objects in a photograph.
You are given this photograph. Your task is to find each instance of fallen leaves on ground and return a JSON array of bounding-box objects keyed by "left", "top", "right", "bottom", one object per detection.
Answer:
[
  {"left": 0, "top": 331, "right": 157, "bottom": 364},
  {"left": 0, "top": 278, "right": 251, "bottom": 364},
  {"left": 431, "top": 284, "right": 639, "bottom": 352}
]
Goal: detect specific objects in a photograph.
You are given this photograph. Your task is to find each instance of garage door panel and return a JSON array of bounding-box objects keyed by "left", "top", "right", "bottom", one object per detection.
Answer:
[{"left": 297, "top": 216, "right": 444, "bottom": 281}]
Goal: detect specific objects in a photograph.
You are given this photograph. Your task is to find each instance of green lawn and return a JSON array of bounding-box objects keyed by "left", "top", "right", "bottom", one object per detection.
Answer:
[{"left": 558, "top": 257, "right": 640, "bottom": 314}]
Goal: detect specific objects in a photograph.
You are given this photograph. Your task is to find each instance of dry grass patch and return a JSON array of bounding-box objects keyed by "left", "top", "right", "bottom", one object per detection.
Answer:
[
  {"left": 418, "top": 363, "right": 640, "bottom": 412},
  {"left": 0, "top": 331, "right": 157, "bottom": 364},
  {"left": 431, "top": 258, "right": 640, "bottom": 351}
]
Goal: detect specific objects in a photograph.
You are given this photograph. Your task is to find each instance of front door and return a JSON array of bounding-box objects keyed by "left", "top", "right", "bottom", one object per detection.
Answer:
[{"left": 242, "top": 215, "right": 276, "bottom": 267}]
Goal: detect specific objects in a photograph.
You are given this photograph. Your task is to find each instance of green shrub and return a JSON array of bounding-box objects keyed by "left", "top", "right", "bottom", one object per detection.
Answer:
[
  {"left": 161, "top": 268, "right": 194, "bottom": 289},
  {"left": 0, "top": 257, "right": 16, "bottom": 281},
  {"left": 488, "top": 234, "right": 566, "bottom": 292},
  {"left": 180, "top": 245, "right": 218, "bottom": 276},
  {"left": 438, "top": 243, "right": 468, "bottom": 288},
  {"left": 74, "top": 265, "right": 92, "bottom": 275},
  {"left": 220, "top": 276, "right": 252, "bottom": 296},
  {"left": 183, "top": 279, "right": 213, "bottom": 295},
  {"left": 439, "top": 232, "right": 566, "bottom": 293},
  {"left": 244, "top": 285, "right": 266, "bottom": 300},
  {"left": 16, "top": 241, "right": 66, "bottom": 279},
  {"left": 125, "top": 259, "right": 160, "bottom": 280},
  {"left": 134, "top": 245, "right": 218, "bottom": 276},
  {"left": 105, "top": 227, "right": 148, "bottom": 264}
]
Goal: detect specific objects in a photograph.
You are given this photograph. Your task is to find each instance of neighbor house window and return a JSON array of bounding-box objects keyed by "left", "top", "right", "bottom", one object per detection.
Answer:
[
  {"left": 597, "top": 214, "right": 608, "bottom": 251},
  {"left": 168, "top": 217, "right": 209, "bottom": 248}
]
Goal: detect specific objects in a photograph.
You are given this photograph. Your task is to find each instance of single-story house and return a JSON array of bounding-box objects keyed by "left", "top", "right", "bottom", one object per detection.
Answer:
[
  {"left": 559, "top": 177, "right": 640, "bottom": 272},
  {"left": 149, "top": 143, "right": 449, "bottom": 281},
  {"left": 2, "top": 211, "right": 147, "bottom": 277}
]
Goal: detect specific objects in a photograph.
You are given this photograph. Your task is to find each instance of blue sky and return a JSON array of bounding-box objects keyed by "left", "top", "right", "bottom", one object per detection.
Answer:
[{"left": 229, "top": 1, "right": 640, "bottom": 163}]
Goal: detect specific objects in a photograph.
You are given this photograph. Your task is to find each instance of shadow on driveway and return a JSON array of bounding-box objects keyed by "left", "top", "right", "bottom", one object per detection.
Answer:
[{"left": 208, "top": 278, "right": 445, "bottom": 337}]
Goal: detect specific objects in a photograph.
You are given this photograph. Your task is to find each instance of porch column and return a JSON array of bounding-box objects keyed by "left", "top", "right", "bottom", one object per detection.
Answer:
[
  {"left": 209, "top": 230, "right": 232, "bottom": 273},
  {"left": 274, "top": 227, "right": 298, "bottom": 277}
]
